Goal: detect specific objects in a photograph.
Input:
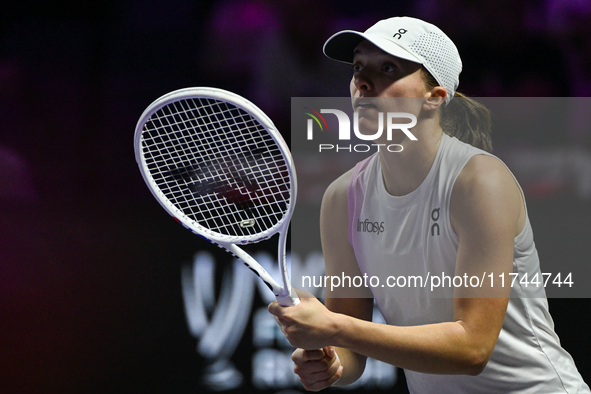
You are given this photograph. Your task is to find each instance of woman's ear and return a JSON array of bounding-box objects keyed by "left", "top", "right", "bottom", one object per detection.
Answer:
[{"left": 423, "top": 86, "right": 447, "bottom": 110}]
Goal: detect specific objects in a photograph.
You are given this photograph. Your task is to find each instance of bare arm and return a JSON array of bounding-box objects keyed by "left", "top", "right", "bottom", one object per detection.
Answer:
[
  {"left": 283, "top": 169, "right": 373, "bottom": 391},
  {"left": 321, "top": 169, "right": 373, "bottom": 386}
]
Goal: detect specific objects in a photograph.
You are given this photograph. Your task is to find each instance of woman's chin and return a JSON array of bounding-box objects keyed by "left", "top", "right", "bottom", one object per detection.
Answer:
[{"left": 355, "top": 116, "right": 384, "bottom": 140}]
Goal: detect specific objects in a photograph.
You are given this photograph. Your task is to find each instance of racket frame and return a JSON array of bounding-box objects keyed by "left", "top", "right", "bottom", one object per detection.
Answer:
[{"left": 134, "top": 87, "right": 299, "bottom": 306}]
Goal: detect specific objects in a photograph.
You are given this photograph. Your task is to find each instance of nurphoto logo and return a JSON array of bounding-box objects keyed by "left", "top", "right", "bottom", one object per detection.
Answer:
[{"left": 304, "top": 108, "right": 417, "bottom": 153}]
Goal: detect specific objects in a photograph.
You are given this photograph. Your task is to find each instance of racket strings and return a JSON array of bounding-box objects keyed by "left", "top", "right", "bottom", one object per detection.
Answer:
[{"left": 141, "top": 97, "right": 290, "bottom": 238}]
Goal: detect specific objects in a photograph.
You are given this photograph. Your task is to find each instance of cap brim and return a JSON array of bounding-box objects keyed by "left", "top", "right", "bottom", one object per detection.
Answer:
[{"left": 323, "top": 30, "right": 422, "bottom": 65}]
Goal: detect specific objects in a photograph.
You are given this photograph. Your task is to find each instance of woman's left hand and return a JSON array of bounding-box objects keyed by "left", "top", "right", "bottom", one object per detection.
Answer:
[{"left": 268, "top": 290, "right": 339, "bottom": 350}]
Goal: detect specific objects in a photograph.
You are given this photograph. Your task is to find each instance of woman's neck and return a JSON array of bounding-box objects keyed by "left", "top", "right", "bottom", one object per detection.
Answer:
[{"left": 378, "top": 119, "right": 443, "bottom": 196}]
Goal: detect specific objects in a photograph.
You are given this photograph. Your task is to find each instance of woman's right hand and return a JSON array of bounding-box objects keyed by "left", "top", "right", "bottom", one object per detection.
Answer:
[{"left": 292, "top": 346, "right": 343, "bottom": 391}]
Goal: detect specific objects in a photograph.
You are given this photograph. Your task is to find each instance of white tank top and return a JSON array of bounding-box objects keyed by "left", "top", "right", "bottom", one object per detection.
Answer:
[{"left": 347, "top": 134, "right": 589, "bottom": 393}]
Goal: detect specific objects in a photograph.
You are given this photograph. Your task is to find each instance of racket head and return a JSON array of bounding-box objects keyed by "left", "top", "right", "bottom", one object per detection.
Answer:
[{"left": 134, "top": 87, "right": 297, "bottom": 245}]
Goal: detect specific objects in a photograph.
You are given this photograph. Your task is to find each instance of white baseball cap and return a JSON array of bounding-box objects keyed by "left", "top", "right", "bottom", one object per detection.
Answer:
[{"left": 323, "top": 16, "right": 462, "bottom": 103}]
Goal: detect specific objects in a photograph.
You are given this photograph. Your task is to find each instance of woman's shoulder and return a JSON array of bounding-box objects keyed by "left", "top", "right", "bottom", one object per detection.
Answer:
[
  {"left": 323, "top": 154, "right": 376, "bottom": 202},
  {"left": 443, "top": 136, "right": 514, "bottom": 190},
  {"left": 457, "top": 153, "right": 516, "bottom": 189},
  {"left": 322, "top": 167, "right": 354, "bottom": 209},
  {"left": 452, "top": 153, "right": 526, "bottom": 237}
]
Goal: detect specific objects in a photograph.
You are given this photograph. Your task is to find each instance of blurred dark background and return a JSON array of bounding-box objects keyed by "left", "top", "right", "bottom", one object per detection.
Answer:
[{"left": 1, "top": 0, "right": 590, "bottom": 393}]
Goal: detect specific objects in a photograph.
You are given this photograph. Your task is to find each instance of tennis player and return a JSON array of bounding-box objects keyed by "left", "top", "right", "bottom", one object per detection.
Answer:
[{"left": 268, "top": 16, "right": 590, "bottom": 393}]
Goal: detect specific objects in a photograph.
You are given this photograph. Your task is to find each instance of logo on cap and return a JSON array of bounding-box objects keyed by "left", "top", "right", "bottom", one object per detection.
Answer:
[{"left": 392, "top": 28, "right": 407, "bottom": 40}]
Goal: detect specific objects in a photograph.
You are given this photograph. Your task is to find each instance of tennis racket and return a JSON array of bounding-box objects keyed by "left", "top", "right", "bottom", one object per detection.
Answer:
[{"left": 134, "top": 87, "right": 299, "bottom": 306}]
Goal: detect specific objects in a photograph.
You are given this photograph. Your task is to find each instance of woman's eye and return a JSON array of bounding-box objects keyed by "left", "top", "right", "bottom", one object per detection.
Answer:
[{"left": 383, "top": 64, "right": 396, "bottom": 72}]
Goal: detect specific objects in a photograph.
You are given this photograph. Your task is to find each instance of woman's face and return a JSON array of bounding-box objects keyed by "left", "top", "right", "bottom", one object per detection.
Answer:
[
  {"left": 349, "top": 40, "right": 433, "bottom": 141},
  {"left": 350, "top": 40, "right": 428, "bottom": 99}
]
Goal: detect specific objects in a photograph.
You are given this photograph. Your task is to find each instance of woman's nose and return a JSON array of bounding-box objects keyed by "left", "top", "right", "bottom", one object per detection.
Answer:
[{"left": 353, "top": 69, "right": 373, "bottom": 92}]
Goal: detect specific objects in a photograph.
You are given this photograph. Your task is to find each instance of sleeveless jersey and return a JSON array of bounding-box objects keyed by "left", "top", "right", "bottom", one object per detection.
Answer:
[{"left": 347, "top": 134, "right": 589, "bottom": 393}]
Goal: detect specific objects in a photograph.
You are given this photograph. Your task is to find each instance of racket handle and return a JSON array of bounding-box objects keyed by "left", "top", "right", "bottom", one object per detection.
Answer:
[{"left": 276, "top": 286, "right": 300, "bottom": 307}]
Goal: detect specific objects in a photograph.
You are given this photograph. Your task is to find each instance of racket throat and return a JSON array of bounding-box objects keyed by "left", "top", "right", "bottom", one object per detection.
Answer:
[{"left": 226, "top": 244, "right": 282, "bottom": 294}]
